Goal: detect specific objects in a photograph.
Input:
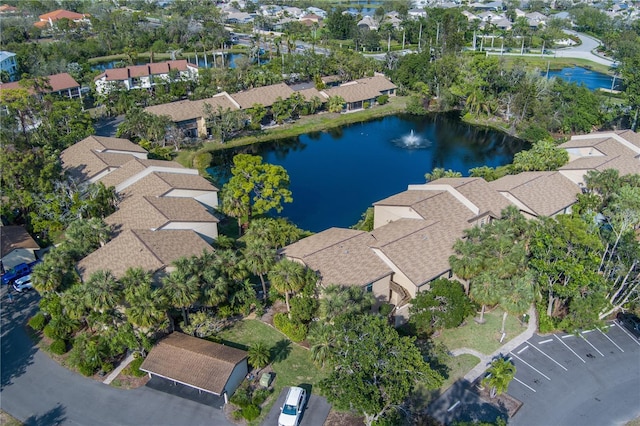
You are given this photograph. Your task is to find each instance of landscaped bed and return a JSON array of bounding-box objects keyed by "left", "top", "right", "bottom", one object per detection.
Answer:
[{"left": 433, "top": 307, "right": 526, "bottom": 355}]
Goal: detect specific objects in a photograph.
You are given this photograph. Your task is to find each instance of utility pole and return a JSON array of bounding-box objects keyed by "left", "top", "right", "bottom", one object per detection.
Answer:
[
  {"left": 418, "top": 22, "right": 423, "bottom": 53},
  {"left": 436, "top": 22, "right": 440, "bottom": 46},
  {"left": 402, "top": 30, "right": 405, "bottom": 50}
]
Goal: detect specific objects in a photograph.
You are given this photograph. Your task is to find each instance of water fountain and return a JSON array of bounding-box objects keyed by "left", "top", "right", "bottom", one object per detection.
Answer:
[{"left": 396, "top": 129, "right": 430, "bottom": 149}]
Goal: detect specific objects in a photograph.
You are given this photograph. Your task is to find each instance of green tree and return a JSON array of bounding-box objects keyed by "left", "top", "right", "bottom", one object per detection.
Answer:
[
  {"left": 241, "top": 237, "right": 276, "bottom": 300},
  {"left": 248, "top": 342, "right": 270, "bottom": 369},
  {"left": 84, "top": 270, "right": 122, "bottom": 313},
  {"left": 162, "top": 267, "right": 200, "bottom": 326},
  {"left": 268, "top": 259, "right": 312, "bottom": 313},
  {"left": 221, "top": 154, "right": 292, "bottom": 228},
  {"left": 620, "top": 53, "right": 640, "bottom": 131},
  {"left": 425, "top": 167, "right": 462, "bottom": 182},
  {"left": 482, "top": 358, "right": 516, "bottom": 398},
  {"left": 409, "top": 278, "right": 474, "bottom": 335},
  {"left": 318, "top": 284, "right": 374, "bottom": 322},
  {"left": 320, "top": 314, "right": 443, "bottom": 426},
  {"left": 511, "top": 139, "right": 569, "bottom": 172},
  {"left": 327, "top": 95, "right": 345, "bottom": 113}
]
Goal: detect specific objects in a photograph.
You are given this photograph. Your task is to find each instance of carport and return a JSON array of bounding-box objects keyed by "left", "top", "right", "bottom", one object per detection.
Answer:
[{"left": 140, "top": 332, "right": 248, "bottom": 403}]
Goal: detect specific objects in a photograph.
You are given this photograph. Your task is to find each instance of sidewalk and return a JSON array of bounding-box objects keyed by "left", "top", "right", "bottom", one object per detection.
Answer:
[
  {"left": 103, "top": 353, "right": 135, "bottom": 385},
  {"left": 426, "top": 305, "right": 538, "bottom": 424}
]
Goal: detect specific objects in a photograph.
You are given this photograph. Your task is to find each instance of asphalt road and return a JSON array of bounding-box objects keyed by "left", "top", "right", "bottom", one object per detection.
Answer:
[
  {"left": 554, "top": 30, "right": 617, "bottom": 67},
  {"left": 261, "top": 386, "right": 331, "bottom": 426},
  {"left": 508, "top": 323, "right": 640, "bottom": 426},
  {"left": 1, "top": 289, "right": 233, "bottom": 426}
]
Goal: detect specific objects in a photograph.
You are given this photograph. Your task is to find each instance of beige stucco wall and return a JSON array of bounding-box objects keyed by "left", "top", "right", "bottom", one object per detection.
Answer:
[
  {"left": 373, "top": 205, "right": 422, "bottom": 229},
  {"left": 559, "top": 169, "right": 587, "bottom": 187},
  {"left": 370, "top": 274, "right": 392, "bottom": 308}
]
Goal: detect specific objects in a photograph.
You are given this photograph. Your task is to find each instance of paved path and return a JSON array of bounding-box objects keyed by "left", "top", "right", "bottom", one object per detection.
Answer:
[
  {"left": 1, "top": 290, "right": 232, "bottom": 426},
  {"left": 103, "top": 353, "right": 135, "bottom": 385}
]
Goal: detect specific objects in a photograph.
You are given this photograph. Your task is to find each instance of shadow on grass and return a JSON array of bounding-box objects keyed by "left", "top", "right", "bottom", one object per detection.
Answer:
[{"left": 270, "top": 339, "right": 292, "bottom": 363}]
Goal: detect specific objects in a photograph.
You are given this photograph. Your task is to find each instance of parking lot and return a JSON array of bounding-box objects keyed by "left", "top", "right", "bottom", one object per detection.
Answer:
[
  {"left": 261, "top": 387, "right": 331, "bottom": 426},
  {"left": 508, "top": 321, "right": 640, "bottom": 425}
]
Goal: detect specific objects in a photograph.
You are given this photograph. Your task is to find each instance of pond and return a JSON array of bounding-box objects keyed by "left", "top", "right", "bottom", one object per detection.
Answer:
[
  {"left": 208, "top": 113, "right": 528, "bottom": 232},
  {"left": 544, "top": 67, "right": 623, "bottom": 91}
]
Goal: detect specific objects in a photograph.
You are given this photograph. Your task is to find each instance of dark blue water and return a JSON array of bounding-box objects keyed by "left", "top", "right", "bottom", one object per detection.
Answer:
[
  {"left": 545, "top": 67, "right": 623, "bottom": 91},
  {"left": 209, "top": 113, "right": 527, "bottom": 232}
]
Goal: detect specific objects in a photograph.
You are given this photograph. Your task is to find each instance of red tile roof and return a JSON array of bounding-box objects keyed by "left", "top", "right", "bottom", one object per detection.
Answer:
[
  {"left": 0, "top": 73, "right": 79, "bottom": 94},
  {"left": 39, "top": 9, "right": 87, "bottom": 21},
  {"left": 95, "top": 60, "right": 196, "bottom": 82}
]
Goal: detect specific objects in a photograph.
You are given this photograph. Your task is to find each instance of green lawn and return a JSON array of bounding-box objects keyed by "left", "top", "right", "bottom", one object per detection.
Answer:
[
  {"left": 218, "top": 319, "right": 325, "bottom": 425},
  {"left": 433, "top": 307, "right": 527, "bottom": 355}
]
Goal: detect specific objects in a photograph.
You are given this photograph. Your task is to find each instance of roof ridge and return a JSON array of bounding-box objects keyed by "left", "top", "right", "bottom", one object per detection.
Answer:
[
  {"left": 302, "top": 229, "right": 365, "bottom": 258},
  {"left": 128, "top": 229, "right": 165, "bottom": 266},
  {"left": 373, "top": 219, "right": 439, "bottom": 248}
]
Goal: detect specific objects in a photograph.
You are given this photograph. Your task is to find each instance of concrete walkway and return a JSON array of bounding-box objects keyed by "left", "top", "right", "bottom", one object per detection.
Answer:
[
  {"left": 103, "top": 353, "right": 135, "bottom": 384},
  {"left": 452, "top": 304, "right": 538, "bottom": 382}
]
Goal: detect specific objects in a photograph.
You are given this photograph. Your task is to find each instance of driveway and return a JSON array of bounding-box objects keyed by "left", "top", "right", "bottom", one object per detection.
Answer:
[
  {"left": 1, "top": 289, "right": 233, "bottom": 426},
  {"left": 508, "top": 323, "right": 640, "bottom": 426},
  {"left": 554, "top": 31, "right": 617, "bottom": 67},
  {"left": 261, "top": 387, "right": 331, "bottom": 426}
]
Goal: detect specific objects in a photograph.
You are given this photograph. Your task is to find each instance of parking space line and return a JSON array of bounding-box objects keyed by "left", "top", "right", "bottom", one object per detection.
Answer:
[
  {"left": 554, "top": 334, "right": 586, "bottom": 363},
  {"left": 613, "top": 322, "right": 640, "bottom": 346},
  {"left": 447, "top": 401, "right": 460, "bottom": 412},
  {"left": 580, "top": 333, "right": 604, "bottom": 357},
  {"left": 529, "top": 343, "right": 568, "bottom": 371},
  {"left": 538, "top": 338, "right": 553, "bottom": 344},
  {"left": 509, "top": 352, "right": 551, "bottom": 380},
  {"left": 512, "top": 377, "right": 536, "bottom": 392},
  {"left": 517, "top": 345, "right": 529, "bottom": 354},
  {"left": 562, "top": 334, "right": 573, "bottom": 339},
  {"left": 599, "top": 329, "right": 624, "bottom": 352}
]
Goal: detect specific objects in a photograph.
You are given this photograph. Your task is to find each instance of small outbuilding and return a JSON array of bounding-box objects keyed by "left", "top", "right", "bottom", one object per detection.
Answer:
[{"left": 140, "top": 332, "right": 248, "bottom": 403}]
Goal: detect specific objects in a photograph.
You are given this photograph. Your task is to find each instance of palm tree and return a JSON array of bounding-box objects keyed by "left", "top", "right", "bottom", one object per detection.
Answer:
[
  {"left": 121, "top": 267, "right": 153, "bottom": 299},
  {"left": 162, "top": 270, "right": 200, "bottom": 326},
  {"left": 248, "top": 342, "right": 270, "bottom": 369},
  {"left": 469, "top": 272, "right": 503, "bottom": 324},
  {"left": 307, "top": 323, "right": 335, "bottom": 368},
  {"left": 319, "top": 284, "right": 374, "bottom": 322},
  {"left": 482, "top": 358, "right": 516, "bottom": 398},
  {"left": 498, "top": 274, "right": 534, "bottom": 335},
  {"left": 31, "top": 248, "right": 74, "bottom": 294},
  {"left": 85, "top": 270, "right": 122, "bottom": 313},
  {"left": 268, "top": 259, "right": 309, "bottom": 313},
  {"left": 242, "top": 237, "right": 276, "bottom": 300}
]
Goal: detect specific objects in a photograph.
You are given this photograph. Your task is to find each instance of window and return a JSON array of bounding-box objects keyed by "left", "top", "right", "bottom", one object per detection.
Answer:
[{"left": 365, "top": 283, "right": 373, "bottom": 293}]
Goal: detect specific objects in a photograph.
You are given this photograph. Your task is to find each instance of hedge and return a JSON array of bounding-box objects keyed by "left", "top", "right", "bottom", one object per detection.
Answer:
[
  {"left": 28, "top": 312, "right": 47, "bottom": 331},
  {"left": 50, "top": 339, "right": 68, "bottom": 355},
  {"left": 273, "top": 313, "right": 307, "bottom": 342}
]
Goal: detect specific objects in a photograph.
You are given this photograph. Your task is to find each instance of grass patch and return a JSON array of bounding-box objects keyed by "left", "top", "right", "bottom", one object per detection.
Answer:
[
  {"left": 433, "top": 307, "right": 526, "bottom": 355},
  {"left": 218, "top": 319, "right": 325, "bottom": 425},
  {"left": 496, "top": 55, "right": 616, "bottom": 75},
  {"left": 0, "top": 410, "right": 22, "bottom": 426},
  {"left": 442, "top": 354, "right": 480, "bottom": 390}
]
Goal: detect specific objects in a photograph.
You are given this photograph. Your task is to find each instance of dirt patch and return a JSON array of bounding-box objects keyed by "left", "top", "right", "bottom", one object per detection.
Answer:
[
  {"left": 324, "top": 410, "right": 365, "bottom": 426},
  {"left": 472, "top": 382, "right": 523, "bottom": 418},
  {"left": 260, "top": 300, "right": 288, "bottom": 327},
  {"left": 109, "top": 372, "right": 150, "bottom": 390}
]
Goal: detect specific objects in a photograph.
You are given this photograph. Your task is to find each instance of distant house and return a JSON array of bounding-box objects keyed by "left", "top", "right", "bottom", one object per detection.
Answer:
[
  {"left": 322, "top": 75, "right": 397, "bottom": 112},
  {"left": 144, "top": 92, "right": 240, "bottom": 138},
  {"left": 34, "top": 9, "right": 90, "bottom": 29},
  {"left": 0, "top": 4, "right": 18, "bottom": 14},
  {"left": 357, "top": 15, "right": 379, "bottom": 31},
  {"left": 93, "top": 60, "right": 199, "bottom": 95},
  {"left": 299, "top": 13, "right": 322, "bottom": 25},
  {"left": 224, "top": 11, "right": 254, "bottom": 24},
  {"left": 140, "top": 332, "right": 248, "bottom": 404},
  {"left": 408, "top": 8, "right": 427, "bottom": 19},
  {"left": 0, "top": 51, "right": 18, "bottom": 81},
  {"left": 1, "top": 225, "right": 40, "bottom": 270},
  {"left": 306, "top": 6, "right": 327, "bottom": 19},
  {"left": 0, "top": 72, "right": 81, "bottom": 100}
]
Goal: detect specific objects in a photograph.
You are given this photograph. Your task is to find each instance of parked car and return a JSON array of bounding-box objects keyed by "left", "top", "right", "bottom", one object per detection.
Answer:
[
  {"left": 13, "top": 274, "right": 33, "bottom": 292},
  {"left": 617, "top": 312, "right": 640, "bottom": 339},
  {"left": 2, "top": 263, "right": 31, "bottom": 285},
  {"left": 278, "top": 386, "right": 306, "bottom": 426}
]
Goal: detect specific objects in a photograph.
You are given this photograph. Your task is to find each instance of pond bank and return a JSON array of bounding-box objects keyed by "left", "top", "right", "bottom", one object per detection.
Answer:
[{"left": 176, "top": 96, "right": 408, "bottom": 167}]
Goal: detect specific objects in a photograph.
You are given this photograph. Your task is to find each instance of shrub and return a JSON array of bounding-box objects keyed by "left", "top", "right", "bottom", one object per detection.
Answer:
[
  {"left": 217, "top": 305, "right": 233, "bottom": 319},
  {"left": 377, "top": 94, "right": 389, "bottom": 105},
  {"left": 252, "top": 388, "right": 271, "bottom": 406},
  {"left": 43, "top": 324, "right": 58, "bottom": 340},
  {"left": 28, "top": 312, "right": 47, "bottom": 331},
  {"left": 363, "top": 101, "right": 370, "bottom": 109},
  {"left": 101, "top": 362, "right": 114, "bottom": 374},
  {"left": 78, "top": 363, "right": 96, "bottom": 376},
  {"left": 50, "top": 339, "right": 68, "bottom": 355},
  {"left": 125, "top": 356, "right": 146, "bottom": 377},
  {"left": 230, "top": 384, "right": 252, "bottom": 408},
  {"left": 273, "top": 313, "right": 308, "bottom": 342},
  {"left": 378, "top": 303, "right": 393, "bottom": 317},
  {"left": 240, "top": 404, "right": 260, "bottom": 421}
]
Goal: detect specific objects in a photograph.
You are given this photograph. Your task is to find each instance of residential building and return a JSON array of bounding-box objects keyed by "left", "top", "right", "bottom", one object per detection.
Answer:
[
  {"left": 144, "top": 75, "right": 397, "bottom": 137},
  {"left": 0, "top": 72, "right": 81, "bottom": 99},
  {"left": 0, "top": 4, "right": 19, "bottom": 14},
  {"left": 0, "top": 51, "right": 18, "bottom": 81},
  {"left": 93, "top": 60, "right": 199, "bottom": 95},
  {"left": 77, "top": 229, "right": 213, "bottom": 281},
  {"left": 34, "top": 9, "right": 90, "bottom": 29},
  {"left": 282, "top": 129, "right": 640, "bottom": 324},
  {"left": 140, "top": 332, "right": 248, "bottom": 404}
]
